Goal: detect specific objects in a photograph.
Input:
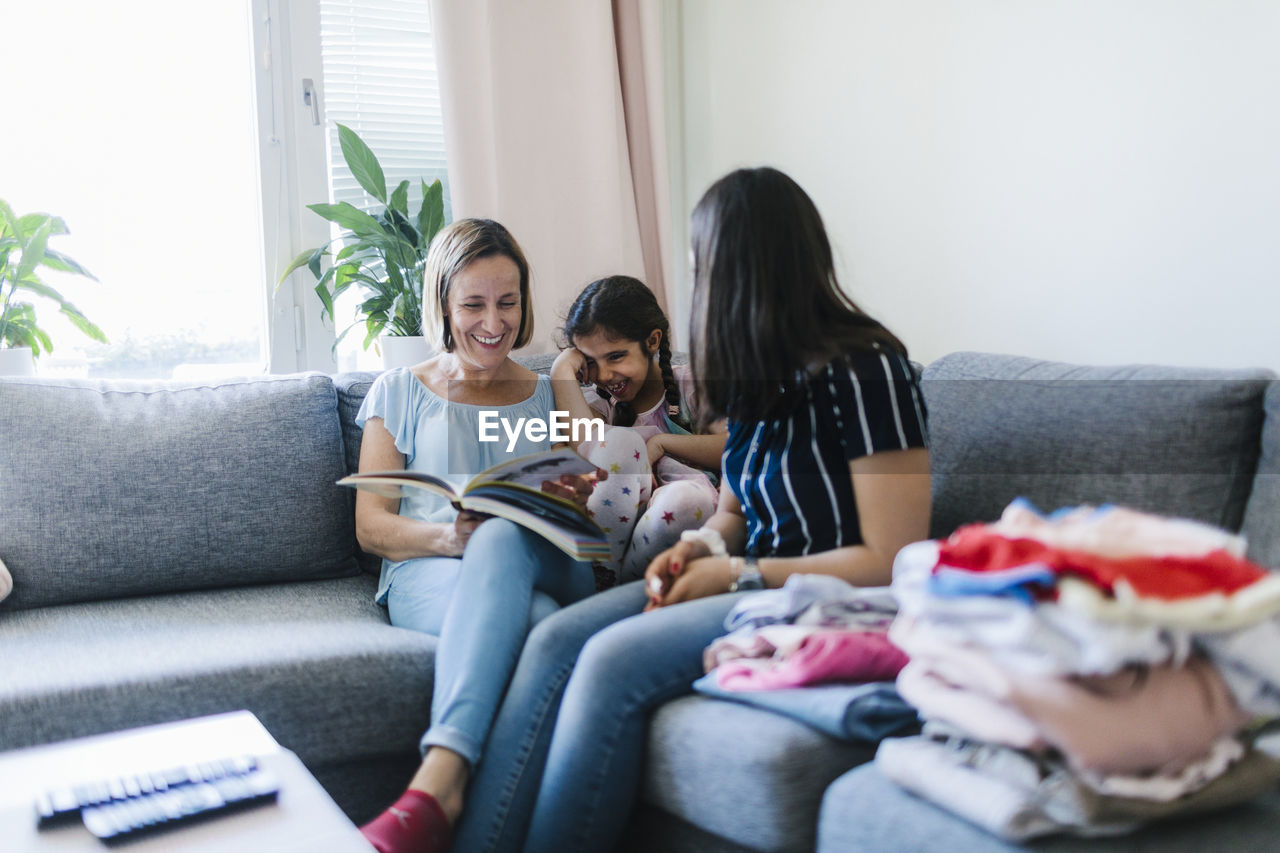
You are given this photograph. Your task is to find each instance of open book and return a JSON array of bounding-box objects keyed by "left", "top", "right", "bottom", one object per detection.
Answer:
[{"left": 337, "top": 447, "right": 609, "bottom": 562}]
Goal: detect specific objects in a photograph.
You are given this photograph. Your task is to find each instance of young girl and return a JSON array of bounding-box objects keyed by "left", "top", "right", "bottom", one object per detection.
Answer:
[{"left": 550, "top": 276, "right": 726, "bottom": 583}]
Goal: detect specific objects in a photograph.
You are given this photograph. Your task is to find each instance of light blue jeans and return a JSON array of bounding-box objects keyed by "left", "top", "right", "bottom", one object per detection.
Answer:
[
  {"left": 440, "top": 574, "right": 745, "bottom": 853},
  {"left": 518, "top": 590, "right": 745, "bottom": 852},
  {"left": 449, "top": 580, "right": 651, "bottom": 852},
  {"left": 384, "top": 518, "right": 595, "bottom": 764}
]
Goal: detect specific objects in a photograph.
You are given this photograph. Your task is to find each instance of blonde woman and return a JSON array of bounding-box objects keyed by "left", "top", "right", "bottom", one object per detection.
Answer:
[{"left": 355, "top": 219, "right": 599, "bottom": 853}]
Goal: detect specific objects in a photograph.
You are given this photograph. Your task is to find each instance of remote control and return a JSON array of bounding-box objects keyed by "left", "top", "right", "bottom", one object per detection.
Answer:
[
  {"left": 35, "top": 755, "right": 260, "bottom": 828},
  {"left": 81, "top": 768, "right": 279, "bottom": 845}
]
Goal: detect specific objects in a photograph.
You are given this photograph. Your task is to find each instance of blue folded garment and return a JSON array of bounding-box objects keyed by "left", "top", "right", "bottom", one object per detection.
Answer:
[
  {"left": 927, "top": 564, "right": 1057, "bottom": 604},
  {"left": 691, "top": 676, "right": 919, "bottom": 742}
]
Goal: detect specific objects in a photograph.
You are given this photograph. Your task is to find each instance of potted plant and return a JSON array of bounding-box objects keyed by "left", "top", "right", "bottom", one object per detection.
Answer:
[
  {"left": 0, "top": 200, "right": 107, "bottom": 376},
  {"left": 281, "top": 123, "right": 448, "bottom": 366}
]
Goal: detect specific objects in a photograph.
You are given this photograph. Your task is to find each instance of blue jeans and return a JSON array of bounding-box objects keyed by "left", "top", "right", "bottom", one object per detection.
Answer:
[
  {"left": 450, "top": 580, "right": 651, "bottom": 852},
  {"left": 517, "top": 589, "right": 748, "bottom": 853},
  {"left": 384, "top": 518, "right": 595, "bottom": 764}
]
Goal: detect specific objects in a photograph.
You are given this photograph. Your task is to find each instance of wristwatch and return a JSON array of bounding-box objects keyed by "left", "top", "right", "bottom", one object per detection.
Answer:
[{"left": 729, "top": 556, "right": 765, "bottom": 592}]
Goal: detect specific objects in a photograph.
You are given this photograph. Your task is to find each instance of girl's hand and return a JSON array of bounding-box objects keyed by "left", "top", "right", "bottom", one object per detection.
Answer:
[
  {"left": 542, "top": 468, "right": 608, "bottom": 509},
  {"left": 643, "top": 539, "right": 711, "bottom": 610},
  {"left": 654, "top": 557, "right": 735, "bottom": 608},
  {"left": 645, "top": 433, "right": 667, "bottom": 467},
  {"left": 551, "top": 347, "right": 594, "bottom": 385},
  {"left": 445, "top": 511, "right": 489, "bottom": 556}
]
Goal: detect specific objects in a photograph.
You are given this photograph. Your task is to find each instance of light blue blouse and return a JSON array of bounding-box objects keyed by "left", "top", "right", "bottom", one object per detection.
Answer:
[{"left": 355, "top": 367, "right": 556, "bottom": 601}]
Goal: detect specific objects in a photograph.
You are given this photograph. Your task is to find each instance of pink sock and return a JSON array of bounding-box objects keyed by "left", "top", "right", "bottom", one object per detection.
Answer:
[{"left": 359, "top": 789, "right": 452, "bottom": 853}]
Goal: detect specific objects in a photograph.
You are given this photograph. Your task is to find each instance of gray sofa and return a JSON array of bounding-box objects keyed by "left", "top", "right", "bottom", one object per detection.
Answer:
[{"left": 1, "top": 350, "right": 1277, "bottom": 852}]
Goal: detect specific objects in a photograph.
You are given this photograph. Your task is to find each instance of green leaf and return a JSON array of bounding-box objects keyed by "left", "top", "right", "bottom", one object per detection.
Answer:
[
  {"left": 277, "top": 247, "right": 322, "bottom": 287},
  {"left": 361, "top": 293, "right": 395, "bottom": 314},
  {"left": 40, "top": 248, "right": 96, "bottom": 280},
  {"left": 388, "top": 207, "right": 419, "bottom": 245},
  {"left": 363, "top": 315, "right": 385, "bottom": 350},
  {"left": 335, "top": 242, "right": 366, "bottom": 261},
  {"left": 15, "top": 219, "right": 52, "bottom": 281},
  {"left": 307, "top": 202, "right": 384, "bottom": 237},
  {"left": 307, "top": 245, "right": 326, "bottom": 280},
  {"left": 11, "top": 275, "right": 63, "bottom": 302},
  {"left": 314, "top": 281, "right": 335, "bottom": 320},
  {"left": 315, "top": 263, "right": 338, "bottom": 290},
  {"left": 418, "top": 179, "right": 445, "bottom": 248},
  {"left": 17, "top": 213, "right": 67, "bottom": 237},
  {"left": 390, "top": 180, "right": 410, "bottom": 216},
  {"left": 331, "top": 261, "right": 359, "bottom": 285},
  {"left": 0, "top": 199, "right": 17, "bottom": 238},
  {"left": 33, "top": 325, "right": 53, "bottom": 355},
  {"left": 59, "top": 302, "right": 108, "bottom": 343},
  {"left": 337, "top": 123, "right": 387, "bottom": 204}
]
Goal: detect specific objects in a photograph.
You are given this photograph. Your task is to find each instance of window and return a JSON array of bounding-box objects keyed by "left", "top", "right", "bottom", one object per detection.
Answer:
[
  {"left": 317, "top": 0, "right": 452, "bottom": 370},
  {"left": 4, "top": 1, "right": 266, "bottom": 379},
  {"left": 320, "top": 0, "right": 451, "bottom": 221},
  {"left": 3, "top": 0, "right": 450, "bottom": 378},
  {"left": 260, "top": 0, "right": 449, "bottom": 373}
]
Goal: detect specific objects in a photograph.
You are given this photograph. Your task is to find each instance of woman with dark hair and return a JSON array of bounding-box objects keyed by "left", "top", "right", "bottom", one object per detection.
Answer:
[
  {"left": 550, "top": 275, "right": 726, "bottom": 582},
  {"left": 511, "top": 166, "right": 933, "bottom": 852}
]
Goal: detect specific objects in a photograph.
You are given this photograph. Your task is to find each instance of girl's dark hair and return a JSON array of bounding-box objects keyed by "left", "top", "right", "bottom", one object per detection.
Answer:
[
  {"left": 689, "top": 166, "right": 907, "bottom": 424},
  {"left": 561, "top": 275, "right": 691, "bottom": 431}
]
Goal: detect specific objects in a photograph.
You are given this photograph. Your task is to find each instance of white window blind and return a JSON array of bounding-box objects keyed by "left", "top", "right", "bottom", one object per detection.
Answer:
[{"left": 319, "top": 0, "right": 451, "bottom": 220}]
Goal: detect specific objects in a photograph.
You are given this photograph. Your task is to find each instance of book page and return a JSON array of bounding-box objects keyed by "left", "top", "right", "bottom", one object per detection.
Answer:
[
  {"left": 465, "top": 447, "right": 597, "bottom": 494},
  {"left": 336, "top": 470, "right": 458, "bottom": 501}
]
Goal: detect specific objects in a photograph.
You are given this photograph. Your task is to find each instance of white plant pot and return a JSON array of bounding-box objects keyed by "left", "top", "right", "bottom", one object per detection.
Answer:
[
  {"left": 379, "top": 335, "right": 435, "bottom": 370},
  {"left": 0, "top": 346, "right": 35, "bottom": 376}
]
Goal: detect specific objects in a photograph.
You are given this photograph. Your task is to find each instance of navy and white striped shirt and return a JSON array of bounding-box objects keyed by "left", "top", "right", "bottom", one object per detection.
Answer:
[{"left": 723, "top": 348, "right": 928, "bottom": 558}]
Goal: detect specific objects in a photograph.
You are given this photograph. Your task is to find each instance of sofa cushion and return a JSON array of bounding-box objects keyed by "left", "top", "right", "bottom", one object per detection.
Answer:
[
  {"left": 0, "top": 373, "right": 358, "bottom": 609},
  {"left": 334, "top": 371, "right": 381, "bottom": 477},
  {"left": 816, "top": 762, "right": 1280, "bottom": 853},
  {"left": 334, "top": 371, "right": 384, "bottom": 576},
  {"left": 0, "top": 574, "right": 434, "bottom": 769},
  {"left": 922, "top": 352, "right": 1274, "bottom": 540},
  {"left": 1242, "top": 381, "right": 1280, "bottom": 569},
  {"left": 642, "top": 695, "right": 875, "bottom": 853}
]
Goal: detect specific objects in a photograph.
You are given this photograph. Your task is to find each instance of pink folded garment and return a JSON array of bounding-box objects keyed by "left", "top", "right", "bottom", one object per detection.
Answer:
[
  {"left": 895, "top": 661, "right": 1047, "bottom": 750},
  {"left": 714, "top": 629, "right": 909, "bottom": 691},
  {"left": 1006, "top": 654, "right": 1253, "bottom": 777}
]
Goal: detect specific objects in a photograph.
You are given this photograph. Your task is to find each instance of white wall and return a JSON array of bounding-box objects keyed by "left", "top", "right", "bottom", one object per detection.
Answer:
[{"left": 669, "top": 0, "right": 1280, "bottom": 370}]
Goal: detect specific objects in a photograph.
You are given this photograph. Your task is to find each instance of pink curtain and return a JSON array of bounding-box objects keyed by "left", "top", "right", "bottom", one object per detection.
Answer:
[{"left": 429, "top": 0, "right": 672, "bottom": 353}]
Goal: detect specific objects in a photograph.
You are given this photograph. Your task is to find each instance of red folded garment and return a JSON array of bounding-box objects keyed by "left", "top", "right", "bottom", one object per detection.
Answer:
[{"left": 937, "top": 525, "right": 1268, "bottom": 602}]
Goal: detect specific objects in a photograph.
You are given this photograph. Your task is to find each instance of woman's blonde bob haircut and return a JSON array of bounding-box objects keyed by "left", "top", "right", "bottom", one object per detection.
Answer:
[{"left": 421, "top": 218, "right": 534, "bottom": 352}]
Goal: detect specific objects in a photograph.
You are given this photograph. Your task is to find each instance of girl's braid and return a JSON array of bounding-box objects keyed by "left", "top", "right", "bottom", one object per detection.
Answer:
[{"left": 657, "top": 334, "right": 692, "bottom": 432}]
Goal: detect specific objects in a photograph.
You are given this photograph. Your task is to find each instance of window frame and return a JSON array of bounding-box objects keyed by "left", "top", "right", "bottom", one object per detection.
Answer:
[{"left": 252, "top": 0, "right": 339, "bottom": 374}]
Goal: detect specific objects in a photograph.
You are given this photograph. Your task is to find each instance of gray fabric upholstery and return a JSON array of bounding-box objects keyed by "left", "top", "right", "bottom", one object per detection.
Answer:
[
  {"left": 334, "top": 371, "right": 383, "bottom": 575},
  {"left": 817, "top": 762, "right": 1280, "bottom": 853},
  {"left": 0, "top": 574, "right": 435, "bottom": 771},
  {"left": 334, "top": 371, "right": 380, "bottom": 477},
  {"left": 921, "top": 352, "right": 1274, "bottom": 540},
  {"left": 1243, "top": 381, "right": 1280, "bottom": 569},
  {"left": 643, "top": 695, "right": 875, "bottom": 853},
  {"left": 311, "top": 753, "right": 422, "bottom": 826},
  {"left": 0, "top": 373, "right": 358, "bottom": 610},
  {"left": 621, "top": 804, "right": 759, "bottom": 853}
]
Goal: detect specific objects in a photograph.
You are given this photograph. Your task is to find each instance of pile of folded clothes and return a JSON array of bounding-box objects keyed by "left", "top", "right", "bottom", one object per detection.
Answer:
[
  {"left": 695, "top": 574, "right": 920, "bottom": 742},
  {"left": 878, "top": 498, "right": 1280, "bottom": 840}
]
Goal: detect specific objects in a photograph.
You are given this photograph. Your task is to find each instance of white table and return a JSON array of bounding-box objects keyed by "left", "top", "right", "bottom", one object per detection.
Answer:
[{"left": 0, "top": 711, "right": 371, "bottom": 852}]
